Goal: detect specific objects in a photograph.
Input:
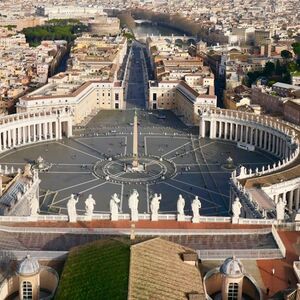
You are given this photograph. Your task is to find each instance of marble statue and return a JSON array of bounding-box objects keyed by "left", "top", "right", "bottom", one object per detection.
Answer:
[
  {"left": 85, "top": 194, "right": 96, "bottom": 220},
  {"left": 110, "top": 193, "right": 120, "bottom": 221},
  {"left": 177, "top": 194, "right": 185, "bottom": 221},
  {"left": 67, "top": 194, "right": 78, "bottom": 223},
  {"left": 128, "top": 189, "right": 139, "bottom": 221},
  {"left": 23, "top": 164, "right": 33, "bottom": 178},
  {"left": 191, "top": 196, "right": 201, "bottom": 223},
  {"left": 150, "top": 193, "right": 162, "bottom": 221},
  {"left": 232, "top": 197, "right": 242, "bottom": 223},
  {"left": 30, "top": 194, "right": 39, "bottom": 216},
  {"left": 276, "top": 197, "right": 286, "bottom": 222}
]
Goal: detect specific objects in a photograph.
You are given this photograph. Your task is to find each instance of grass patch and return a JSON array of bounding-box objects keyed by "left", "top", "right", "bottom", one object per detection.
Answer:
[{"left": 54, "top": 239, "right": 130, "bottom": 300}]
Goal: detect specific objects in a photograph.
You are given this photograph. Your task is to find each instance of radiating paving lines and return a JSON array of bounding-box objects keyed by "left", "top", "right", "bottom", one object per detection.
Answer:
[
  {"left": 56, "top": 142, "right": 100, "bottom": 160},
  {"left": 195, "top": 138, "right": 229, "bottom": 211}
]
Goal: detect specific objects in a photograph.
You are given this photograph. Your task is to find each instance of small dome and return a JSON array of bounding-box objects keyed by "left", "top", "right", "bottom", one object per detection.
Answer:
[
  {"left": 17, "top": 255, "right": 39, "bottom": 276},
  {"left": 220, "top": 256, "right": 244, "bottom": 277}
]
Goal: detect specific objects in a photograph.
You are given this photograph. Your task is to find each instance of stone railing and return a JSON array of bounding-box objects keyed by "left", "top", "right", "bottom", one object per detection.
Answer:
[
  {"left": 234, "top": 145, "right": 299, "bottom": 180},
  {"left": 196, "top": 248, "right": 283, "bottom": 260},
  {"left": 0, "top": 213, "right": 287, "bottom": 227}
]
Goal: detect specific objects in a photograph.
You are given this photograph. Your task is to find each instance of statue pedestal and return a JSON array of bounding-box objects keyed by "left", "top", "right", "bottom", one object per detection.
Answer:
[
  {"left": 151, "top": 214, "right": 158, "bottom": 221},
  {"left": 177, "top": 214, "right": 185, "bottom": 222},
  {"left": 232, "top": 216, "right": 239, "bottom": 224},
  {"left": 85, "top": 214, "right": 93, "bottom": 222},
  {"left": 111, "top": 213, "right": 119, "bottom": 221},
  {"left": 68, "top": 215, "right": 77, "bottom": 223},
  {"left": 192, "top": 216, "right": 200, "bottom": 223},
  {"left": 127, "top": 162, "right": 145, "bottom": 173},
  {"left": 131, "top": 213, "right": 139, "bottom": 222}
]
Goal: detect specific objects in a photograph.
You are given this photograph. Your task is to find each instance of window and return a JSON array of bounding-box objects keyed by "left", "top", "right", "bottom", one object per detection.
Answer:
[
  {"left": 115, "top": 93, "right": 119, "bottom": 101},
  {"left": 228, "top": 283, "right": 239, "bottom": 300},
  {"left": 22, "top": 281, "right": 33, "bottom": 300},
  {"left": 153, "top": 93, "right": 157, "bottom": 101}
]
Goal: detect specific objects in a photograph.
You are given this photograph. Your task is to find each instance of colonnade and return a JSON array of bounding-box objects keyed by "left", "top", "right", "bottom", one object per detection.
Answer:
[
  {"left": 0, "top": 110, "right": 73, "bottom": 152},
  {"left": 199, "top": 108, "right": 300, "bottom": 217},
  {"left": 200, "top": 116, "right": 294, "bottom": 159}
]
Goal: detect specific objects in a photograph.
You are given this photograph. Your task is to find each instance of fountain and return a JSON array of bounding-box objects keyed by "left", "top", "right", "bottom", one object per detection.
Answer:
[{"left": 222, "top": 156, "right": 236, "bottom": 170}]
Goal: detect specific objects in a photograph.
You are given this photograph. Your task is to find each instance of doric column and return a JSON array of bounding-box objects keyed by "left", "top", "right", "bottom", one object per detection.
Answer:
[
  {"left": 44, "top": 122, "right": 48, "bottom": 139},
  {"left": 229, "top": 122, "right": 233, "bottom": 140},
  {"left": 235, "top": 124, "right": 238, "bottom": 141},
  {"left": 7, "top": 129, "right": 12, "bottom": 148},
  {"left": 55, "top": 121, "right": 59, "bottom": 140},
  {"left": 268, "top": 133, "right": 272, "bottom": 152},
  {"left": 199, "top": 118, "right": 205, "bottom": 138},
  {"left": 264, "top": 131, "right": 268, "bottom": 150},
  {"left": 288, "top": 190, "right": 294, "bottom": 211},
  {"left": 3, "top": 130, "right": 7, "bottom": 149},
  {"left": 250, "top": 127, "right": 254, "bottom": 145},
  {"left": 49, "top": 122, "right": 53, "bottom": 140},
  {"left": 259, "top": 130, "right": 263, "bottom": 148},
  {"left": 279, "top": 139, "right": 283, "bottom": 157},
  {"left": 22, "top": 126, "right": 26, "bottom": 144},
  {"left": 68, "top": 121, "right": 72, "bottom": 137},
  {"left": 276, "top": 136, "right": 280, "bottom": 156},
  {"left": 17, "top": 128, "right": 21, "bottom": 145},
  {"left": 27, "top": 126, "right": 31, "bottom": 143},
  {"left": 218, "top": 121, "right": 222, "bottom": 138},
  {"left": 272, "top": 134, "right": 276, "bottom": 154},
  {"left": 245, "top": 126, "right": 249, "bottom": 144},
  {"left": 58, "top": 121, "right": 62, "bottom": 139},
  {"left": 209, "top": 120, "right": 214, "bottom": 139},
  {"left": 0, "top": 132, "right": 3, "bottom": 150},
  {"left": 38, "top": 123, "right": 42, "bottom": 140},
  {"left": 33, "top": 124, "right": 36, "bottom": 142},
  {"left": 12, "top": 128, "right": 16, "bottom": 147},
  {"left": 239, "top": 125, "right": 243, "bottom": 142},
  {"left": 224, "top": 122, "right": 228, "bottom": 139},
  {"left": 295, "top": 189, "right": 300, "bottom": 210}
]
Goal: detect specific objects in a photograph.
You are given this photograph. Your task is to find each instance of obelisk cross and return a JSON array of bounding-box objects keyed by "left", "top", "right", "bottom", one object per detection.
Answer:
[{"left": 132, "top": 110, "right": 139, "bottom": 167}]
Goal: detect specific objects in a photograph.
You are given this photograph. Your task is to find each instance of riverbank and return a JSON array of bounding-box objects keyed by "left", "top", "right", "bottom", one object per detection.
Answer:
[{"left": 117, "top": 9, "right": 228, "bottom": 45}]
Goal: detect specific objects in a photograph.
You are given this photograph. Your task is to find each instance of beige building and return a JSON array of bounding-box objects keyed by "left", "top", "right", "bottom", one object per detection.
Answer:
[
  {"left": 148, "top": 36, "right": 217, "bottom": 125},
  {"left": 149, "top": 80, "right": 216, "bottom": 125},
  {"left": 17, "top": 79, "right": 124, "bottom": 125},
  {"left": 17, "top": 35, "right": 127, "bottom": 125}
]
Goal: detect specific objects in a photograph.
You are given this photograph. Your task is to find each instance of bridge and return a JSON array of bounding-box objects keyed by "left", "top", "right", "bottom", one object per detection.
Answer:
[{"left": 135, "top": 34, "right": 197, "bottom": 44}]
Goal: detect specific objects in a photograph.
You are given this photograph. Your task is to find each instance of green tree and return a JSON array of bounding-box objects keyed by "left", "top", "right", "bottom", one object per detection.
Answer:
[
  {"left": 275, "top": 59, "right": 282, "bottom": 75},
  {"left": 281, "top": 50, "right": 293, "bottom": 59},
  {"left": 263, "top": 62, "right": 275, "bottom": 76},
  {"left": 292, "top": 42, "right": 300, "bottom": 56}
]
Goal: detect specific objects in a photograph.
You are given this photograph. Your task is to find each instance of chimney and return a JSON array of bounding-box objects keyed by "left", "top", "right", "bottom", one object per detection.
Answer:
[{"left": 182, "top": 252, "right": 198, "bottom": 266}]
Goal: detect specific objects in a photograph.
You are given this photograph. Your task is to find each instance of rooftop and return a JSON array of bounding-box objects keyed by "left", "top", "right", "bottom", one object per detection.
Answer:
[{"left": 128, "top": 238, "right": 205, "bottom": 300}]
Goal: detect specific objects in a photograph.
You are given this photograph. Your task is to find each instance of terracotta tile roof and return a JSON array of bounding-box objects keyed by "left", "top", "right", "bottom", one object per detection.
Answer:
[{"left": 128, "top": 238, "right": 205, "bottom": 300}]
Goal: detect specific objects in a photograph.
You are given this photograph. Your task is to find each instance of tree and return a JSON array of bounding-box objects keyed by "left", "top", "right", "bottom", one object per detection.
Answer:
[
  {"left": 263, "top": 62, "right": 275, "bottom": 76},
  {"left": 292, "top": 42, "right": 300, "bottom": 56},
  {"left": 275, "top": 59, "right": 282, "bottom": 75},
  {"left": 281, "top": 50, "right": 293, "bottom": 59}
]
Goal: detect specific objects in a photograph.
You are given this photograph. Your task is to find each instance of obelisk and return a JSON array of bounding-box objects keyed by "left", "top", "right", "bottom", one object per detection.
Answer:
[{"left": 132, "top": 110, "right": 138, "bottom": 168}]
